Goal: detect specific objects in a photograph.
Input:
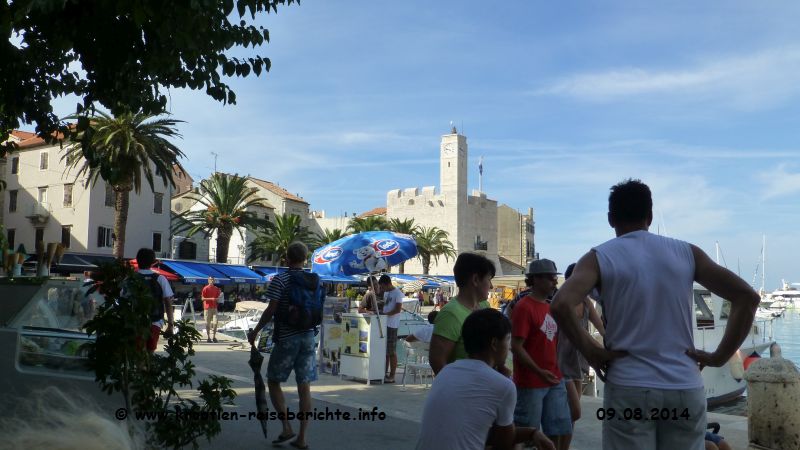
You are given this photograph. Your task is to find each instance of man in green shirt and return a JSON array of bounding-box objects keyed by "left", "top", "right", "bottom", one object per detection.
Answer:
[{"left": 430, "top": 252, "right": 496, "bottom": 374}]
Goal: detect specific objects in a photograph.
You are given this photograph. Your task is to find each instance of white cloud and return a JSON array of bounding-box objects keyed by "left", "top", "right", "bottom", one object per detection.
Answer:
[
  {"left": 757, "top": 164, "right": 800, "bottom": 199},
  {"left": 534, "top": 47, "right": 800, "bottom": 110}
]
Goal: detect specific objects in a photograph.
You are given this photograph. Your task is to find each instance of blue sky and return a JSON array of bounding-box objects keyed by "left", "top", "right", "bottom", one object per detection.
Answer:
[{"left": 49, "top": 1, "right": 800, "bottom": 288}]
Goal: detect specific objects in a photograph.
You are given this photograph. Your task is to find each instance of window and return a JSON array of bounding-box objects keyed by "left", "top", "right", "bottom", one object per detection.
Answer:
[
  {"left": 39, "top": 152, "right": 48, "bottom": 170},
  {"left": 178, "top": 240, "right": 197, "bottom": 260},
  {"left": 97, "top": 226, "right": 113, "bottom": 248},
  {"left": 63, "top": 184, "right": 73, "bottom": 207},
  {"left": 38, "top": 187, "right": 47, "bottom": 204},
  {"left": 152, "top": 232, "right": 162, "bottom": 253},
  {"left": 61, "top": 226, "right": 72, "bottom": 248},
  {"left": 7, "top": 229, "right": 15, "bottom": 249},
  {"left": 153, "top": 192, "right": 163, "bottom": 214},
  {"left": 10, "top": 157, "right": 19, "bottom": 175},
  {"left": 8, "top": 190, "right": 17, "bottom": 212},
  {"left": 105, "top": 183, "right": 114, "bottom": 207},
  {"left": 35, "top": 228, "right": 44, "bottom": 245}
]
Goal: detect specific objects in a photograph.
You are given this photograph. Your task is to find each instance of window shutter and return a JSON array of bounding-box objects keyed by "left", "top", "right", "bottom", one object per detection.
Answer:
[{"left": 97, "top": 227, "right": 104, "bottom": 247}]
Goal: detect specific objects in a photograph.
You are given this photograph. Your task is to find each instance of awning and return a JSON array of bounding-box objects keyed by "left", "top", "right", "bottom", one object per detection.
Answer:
[
  {"left": 160, "top": 260, "right": 231, "bottom": 285},
  {"left": 208, "top": 263, "right": 264, "bottom": 284},
  {"left": 23, "top": 253, "right": 119, "bottom": 276},
  {"left": 129, "top": 259, "right": 182, "bottom": 282}
]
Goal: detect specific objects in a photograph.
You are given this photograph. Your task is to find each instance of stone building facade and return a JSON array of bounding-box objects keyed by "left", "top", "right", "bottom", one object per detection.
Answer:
[
  {"left": 386, "top": 128, "right": 501, "bottom": 275},
  {"left": 497, "top": 204, "right": 536, "bottom": 269}
]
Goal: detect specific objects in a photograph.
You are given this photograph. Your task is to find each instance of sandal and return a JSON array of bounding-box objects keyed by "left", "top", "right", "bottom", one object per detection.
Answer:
[{"left": 272, "top": 432, "right": 296, "bottom": 444}]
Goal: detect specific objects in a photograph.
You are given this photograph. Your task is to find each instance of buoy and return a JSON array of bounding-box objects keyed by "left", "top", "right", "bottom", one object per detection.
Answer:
[
  {"left": 729, "top": 350, "right": 745, "bottom": 381},
  {"left": 743, "top": 351, "right": 761, "bottom": 371}
]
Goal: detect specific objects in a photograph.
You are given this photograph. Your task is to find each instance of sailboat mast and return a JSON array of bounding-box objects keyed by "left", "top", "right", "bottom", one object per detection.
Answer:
[
  {"left": 762, "top": 235, "right": 766, "bottom": 293},
  {"left": 715, "top": 241, "right": 720, "bottom": 264}
]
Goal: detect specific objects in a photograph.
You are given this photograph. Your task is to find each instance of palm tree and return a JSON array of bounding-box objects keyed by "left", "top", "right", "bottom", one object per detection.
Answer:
[
  {"left": 415, "top": 226, "right": 456, "bottom": 275},
  {"left": 310, "top": 228, "right": 348, "bottom": 251},
  {"left": 248, "top": 213, "right": 312, "bottom": 265},
  {"left": 347, "top": 215, "right": 388, "bottom": 233},
  {"left": 175, "top": 173, "right": 269, "bottom": 263},
  {"left": 388, "top": 218, "right": 419, "bottom": 274},
  {"left": 63, "top": 111, "right": 184, "bottom": 259}
]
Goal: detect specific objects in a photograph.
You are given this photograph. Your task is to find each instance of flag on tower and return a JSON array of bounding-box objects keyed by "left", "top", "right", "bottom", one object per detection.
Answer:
[{"left": 479, "top": 156, "right": 483, "bottom": 176}]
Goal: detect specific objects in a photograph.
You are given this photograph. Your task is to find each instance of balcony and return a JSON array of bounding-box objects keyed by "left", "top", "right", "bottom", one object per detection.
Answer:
[{"left": 26, "top": 202, "right": 51, "bottom": 224}]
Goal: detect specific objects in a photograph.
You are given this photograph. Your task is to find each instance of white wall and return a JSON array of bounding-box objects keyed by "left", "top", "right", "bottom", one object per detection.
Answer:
[{"left": 3, "top": 143, "right": 171, "bottom": 258}]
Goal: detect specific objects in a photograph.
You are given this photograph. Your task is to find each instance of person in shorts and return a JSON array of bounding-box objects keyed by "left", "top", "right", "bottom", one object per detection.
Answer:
[
  {"left": 556, "top": 263, "right": 605, "bottom": 448},
  {"left": 201, "top": 276, "right": 221, "bottom": 343},
  {"left": 379, "top": 274, "right": 404, "bottom": 383},
  {"left": 552, "top": 179, "right": 759, "bottom": 450},
  {"left": 511, "top": 259, "right": 572, "bottom": 450},
  {"left": 248, "top": 242, "right": 322, "bottom": 449}
]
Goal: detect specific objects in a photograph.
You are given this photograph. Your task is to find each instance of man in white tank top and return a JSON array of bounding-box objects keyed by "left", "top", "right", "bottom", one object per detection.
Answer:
[{"left": 551, "top": 179, "right": 760, "bottom": 450}]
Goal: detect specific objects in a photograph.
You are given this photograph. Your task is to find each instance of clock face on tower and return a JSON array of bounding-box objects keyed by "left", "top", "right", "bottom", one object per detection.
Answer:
[{"left": 443, "top": 143, "right": 456, "bottom": 156}]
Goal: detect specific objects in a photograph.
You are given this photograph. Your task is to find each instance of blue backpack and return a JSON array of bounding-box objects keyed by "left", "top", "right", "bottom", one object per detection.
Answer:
[{"left": 283, "top": 271, "right": 324, "bottom": 330}]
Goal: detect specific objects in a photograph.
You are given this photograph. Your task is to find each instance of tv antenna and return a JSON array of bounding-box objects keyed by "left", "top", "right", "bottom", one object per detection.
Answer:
[{"left": 210, "top": 151, "right": 218, "bottom": 174}]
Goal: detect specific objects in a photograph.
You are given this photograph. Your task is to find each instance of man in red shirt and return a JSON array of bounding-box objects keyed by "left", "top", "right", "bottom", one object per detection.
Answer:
[
  {"left": 202, "top": 276, "right": 222, "bottom": 343},
  {"left": 511, "top": 259, "right": 572, "bottom": 450}
]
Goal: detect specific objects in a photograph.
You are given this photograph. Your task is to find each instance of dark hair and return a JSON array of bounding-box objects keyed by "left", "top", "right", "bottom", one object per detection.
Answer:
[
  {"left": 136, "top": 248, "right": 156, "bottom": 269},
  {"left": 608, "top": 179, "right": 652, "bottom": 224},
  {"left": 366, "top": 276, "right": 377, "bottom": 289},
  {"left": 453, "top": 253, "right": 496, "bottom": 288},
  {"left": 524, "top": 274, "right": 535, "bottom": 287},
  {"left": 462, "top": 309, "right": 511, "bottom": 355},
  {"left": 286, "top": 242, "right": 308, "bottom": 264},
  {"left": 378, "top": 274, "right": 392, "bottom": 286},
  {"left": 427, "top": 310, "right": 438, "bottom": 324},
  {"left": 564, "top": 263, "right": 576, "bottom": 279}
]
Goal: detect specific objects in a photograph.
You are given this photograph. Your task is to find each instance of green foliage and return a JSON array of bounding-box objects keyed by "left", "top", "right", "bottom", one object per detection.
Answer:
[
  {"left": 345, "top": 287, "right": 358, "bottom": 300},
  {"left": 247, "top": 213, "right": 313, "bottom": 265},
  {"left": 62, "top": 111, "right": 185, "bottom": 258},
  {"left": 387, "top": 218, "right": 419, "bottom": 273},
  {"left": 415, "top": 226, "right": 457, "bottom": 275},
  {"left": 310, "top": 228, "right": 348, "bottom": 251},
  {"left": 62, "top": 111, "right": 185, "bottom": 194},
  {"left": 347, "top": 215, "right": 389, "bottom": 233},
  {"left": 0, "top": 0, "right": 299, "bottom": 156},
  {"left": 84, "top": 262, "right": 236, "bottom": 449},
  {"left": 175, "top": 173, "right": 269, "bottom": 263}
]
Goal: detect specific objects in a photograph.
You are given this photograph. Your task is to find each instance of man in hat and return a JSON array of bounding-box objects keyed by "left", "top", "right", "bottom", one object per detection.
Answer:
[
  {"left": 551, "top": 179, "right": 759, "bottom": 450},
  {"left": 511, "top": 259, "right": 572, "bottom": 450}
]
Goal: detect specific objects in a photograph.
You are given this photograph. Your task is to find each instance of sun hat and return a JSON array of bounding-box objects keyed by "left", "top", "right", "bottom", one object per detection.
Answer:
[{"left": 526, "top": 259, "right": 559, "bottom": 275}]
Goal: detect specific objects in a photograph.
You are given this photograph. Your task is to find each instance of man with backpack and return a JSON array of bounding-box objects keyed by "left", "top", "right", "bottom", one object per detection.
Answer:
[
  {"left": 134, "top": 248, "right": 174, "bottom": 353},
  {"left": 248, "top": 242, "right": 324, "bottom": 450}
]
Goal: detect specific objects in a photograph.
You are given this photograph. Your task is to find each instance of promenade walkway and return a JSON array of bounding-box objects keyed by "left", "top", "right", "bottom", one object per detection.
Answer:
[{"left": 186, "top": 340, "right": 749, "bottom": 449}]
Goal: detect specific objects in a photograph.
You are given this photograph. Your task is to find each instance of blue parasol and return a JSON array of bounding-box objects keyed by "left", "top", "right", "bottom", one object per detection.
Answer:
[{"left": 312, "top": 231, "right": 418, "bottom": 276}]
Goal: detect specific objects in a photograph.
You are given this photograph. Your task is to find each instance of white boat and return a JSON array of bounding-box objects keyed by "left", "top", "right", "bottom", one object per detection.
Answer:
[
  {"left": 216, "top": 301, "right": 269, "bottom": 342},
  {"left": 764, "top": 280, "right": 800, "bottom": 309},
  {"left": 588, "top": 286, "right": 776, "bottom": 406}
]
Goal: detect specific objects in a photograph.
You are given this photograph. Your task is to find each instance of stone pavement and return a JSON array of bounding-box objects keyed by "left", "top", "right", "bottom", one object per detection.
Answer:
[{"left": 184, "top": 340, "right": 749, "bottom": 449}]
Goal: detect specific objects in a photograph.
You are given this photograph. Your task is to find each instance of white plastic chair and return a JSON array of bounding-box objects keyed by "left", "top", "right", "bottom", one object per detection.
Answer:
[{"left": 401, "top": 340, "right": 433, "bottom": 389}]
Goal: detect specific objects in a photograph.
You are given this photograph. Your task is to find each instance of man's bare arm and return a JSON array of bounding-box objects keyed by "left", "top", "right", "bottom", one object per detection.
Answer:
[
  {"left": 687, "top": 245, "right": 759, "bottom": 368},
  {"left": 248, "top": 299, "right": 279, "bottom": 345},
  {"left": 552, "top": 251, "right": 625, "bottom": 377},
  {"left": 429, "top": 334, "right": 455, "bottom": 375}
]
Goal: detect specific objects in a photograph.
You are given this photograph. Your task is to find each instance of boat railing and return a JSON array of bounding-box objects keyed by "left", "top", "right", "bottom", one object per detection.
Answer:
[{"left": 696, "top": 317, "right": 774, "bottom": 351}]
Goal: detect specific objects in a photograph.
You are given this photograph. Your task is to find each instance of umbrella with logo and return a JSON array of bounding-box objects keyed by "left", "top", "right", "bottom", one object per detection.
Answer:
[
  {"left": 247, "top": 345, "right": 268, "bottom": 438},
  {"left": 312, "top": 231, "right": 418, "bottom": 337},
  {"left": 312, "top": 231, "right": 418, "bottom": 276}
]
